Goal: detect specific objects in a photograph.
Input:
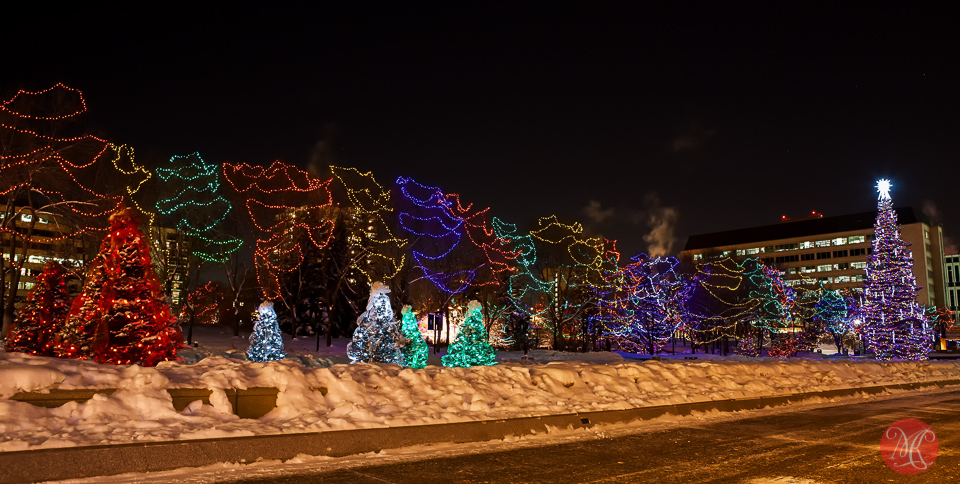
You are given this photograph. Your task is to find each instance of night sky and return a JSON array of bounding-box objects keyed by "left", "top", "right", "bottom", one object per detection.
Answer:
[{"left": 4, "top": 4, "right": 958, "bottom": 257}]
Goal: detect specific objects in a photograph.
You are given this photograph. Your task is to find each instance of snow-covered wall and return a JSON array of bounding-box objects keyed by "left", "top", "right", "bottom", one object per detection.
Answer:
[{"left": 2, "top": 351, "right": 959, "bottom": 451}]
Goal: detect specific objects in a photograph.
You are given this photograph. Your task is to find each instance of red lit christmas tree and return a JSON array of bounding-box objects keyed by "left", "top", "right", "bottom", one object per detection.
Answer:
[
  {"left": 4, "top": 262, "right": 71, "bottom": 356},
  {"left": 55, "top": 207, "right": 183, "bottom": 365}
]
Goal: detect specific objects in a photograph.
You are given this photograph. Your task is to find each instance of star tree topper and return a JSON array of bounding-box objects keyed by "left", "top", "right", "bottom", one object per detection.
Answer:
[{"left": 876, "top": 178, "right": 892, "bottom": 201}]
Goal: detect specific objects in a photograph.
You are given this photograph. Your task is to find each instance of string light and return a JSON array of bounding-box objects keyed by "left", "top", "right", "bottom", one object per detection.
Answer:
[
  {"left": 155, "top": 153, "right": 243, "bottom": 263},
  {"left": 860, "top": 180, "right": 932, "bottom": 360},
  {"left": 223, "top": 160, "right": 334, "bottom": 299},
  {"left": 329, "top": 166, "right": 407, "bottom": 283}
]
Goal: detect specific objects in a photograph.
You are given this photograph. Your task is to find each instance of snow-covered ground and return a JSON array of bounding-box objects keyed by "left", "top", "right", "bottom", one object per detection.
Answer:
[{"left": 2, "top": 324, "right": 959, "bottom": 452}]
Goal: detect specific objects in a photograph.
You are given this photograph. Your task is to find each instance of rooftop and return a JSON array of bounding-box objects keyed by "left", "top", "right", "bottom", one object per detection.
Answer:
[{"left": 683, "top": 206, "right": 930, "bottom": 251}]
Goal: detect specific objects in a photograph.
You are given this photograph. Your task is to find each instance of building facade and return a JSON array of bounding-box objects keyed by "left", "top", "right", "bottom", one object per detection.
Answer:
[
  {"left": 946, "top": 254, "right": 960, "bottom": 319},
  {"left": 681, "top": 207, "right": 947, "bottom": 308},
  {"left": 148, "top": 226, "right": 192, "bottom": 312},
  {"left": 1, "top": 209, "right": 88, "bottom": 310}
]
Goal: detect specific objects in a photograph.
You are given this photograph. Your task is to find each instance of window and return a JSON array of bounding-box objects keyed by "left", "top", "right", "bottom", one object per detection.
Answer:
[
  {"left": 735, "top": 249, "right": 745, "bottom": 256},
  {"left": 816, "top": 240, "right": 831, "bottom": 247},
  {"left": 820, "top": 277, "right": 833, "bottom": 284},
  {"left": 848, "top": 235, "right": 865, "bottom": 244},
  {"left": 763, "top": 246, "right": 774, "bottom": 254},
  {"left": 799, "top": 241, "right": 815, "bottom": 249},
  {"left": 746, "top": 248, "right": 759, "bottom": 255},
  {"left": 800, "top": 253, "right": 815, "bottom": 261},
  {"left": 833, "top": 263, "right": 850, "bottom": 271},
  {"left": 851, "top": 261, "right": 867, "bottom": 269},
  {"left": 21, "top": 214, "right": 33, "bottom": 223},
  {"left": 693, "top": 254, "right": 702, "bottom": 260},
  {"left": 801, "top": 266, "right": 816, "bottom": 274},
  {"left": 850, "top": 248, "right": 867, "bottom": 257},
  {"left": 832, "top": 237, "right": 847, "bottom": 245},
  {"left": 817, "top": 264, "right": 832, "bottom": 272},
  {"left": 833, "top": 250, "right": 848, "bottom": 258},
  {"left": 816, "top": 252, "right": 831, "bottom": 260},
  {"left": 834, "top": 275, "right": 851, "bottom": 283},
  {"left": 786, "top": 267, "right": 798, "bottom": 275},
  {"left": 851, "top": 274, "right": 864, "bottom": 282}
]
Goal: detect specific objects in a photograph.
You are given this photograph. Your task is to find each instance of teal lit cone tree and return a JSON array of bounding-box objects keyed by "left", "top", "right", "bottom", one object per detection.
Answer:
[
  {"left": 347, "top": 282, "right": 405, "bottom": 365},
  {"left": 400, "top": 305, "right": 428, "bottom": 369},
  {"left": 442, "top": 300, "right": 497, "bottom": 367},
  {"left": 4, "top": 262, "right": 71, "bottom": 356},
  {"left": 246, "top": 301, "right": 287, "bottom": 362}
]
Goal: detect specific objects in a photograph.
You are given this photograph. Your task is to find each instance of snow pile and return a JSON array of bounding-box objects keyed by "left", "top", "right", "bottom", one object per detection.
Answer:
[{"left": 1, "top": 349, "right": 959, "bottom": 452}]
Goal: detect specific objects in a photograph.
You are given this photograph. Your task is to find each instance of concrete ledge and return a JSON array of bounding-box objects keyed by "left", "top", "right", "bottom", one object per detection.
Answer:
[
  {"left": 10, "top": 389, "right": 116, "bottom": 408},
  {"left": 3, "top": 379, "right": 960, "bottom": 483},
  {"left": 11, "top": 387, "right": 278, "bottom": 419}
]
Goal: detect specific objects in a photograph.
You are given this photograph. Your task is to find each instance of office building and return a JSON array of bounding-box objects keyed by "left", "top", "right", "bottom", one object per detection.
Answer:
[
  {"left": 681, "top": 207, "right": 947, "bottom": 308},
  {"left": 946, "top": 254, "right": 959, "bottom": 319}
]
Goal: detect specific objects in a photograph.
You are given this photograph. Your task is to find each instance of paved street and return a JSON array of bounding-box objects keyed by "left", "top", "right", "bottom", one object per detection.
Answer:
[{"left": 217, "top": 389, "right": 960, "bottom": 484}]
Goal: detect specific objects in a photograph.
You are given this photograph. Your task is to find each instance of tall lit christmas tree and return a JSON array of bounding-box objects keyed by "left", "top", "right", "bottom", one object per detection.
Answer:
[
  {"left": 55, "top": 207, "right": 183, "bottom": 366},
  {"left": 246, "top": 301, "right": 287, "bottom": 362},
  {"left": 347, "top": 282, "right": 405, "bottom": 365},
  {"left": 442, "top": 300, "right": 497, "bottom": 367},
  {"left": 4, "top": 262, "right": 71, "bottom": 356},
  {"left": 400, "top": 305, "right": 428, "bottom": 369},
  {"left": 860, "top": 179, "right": 931, "bottom": 360}
]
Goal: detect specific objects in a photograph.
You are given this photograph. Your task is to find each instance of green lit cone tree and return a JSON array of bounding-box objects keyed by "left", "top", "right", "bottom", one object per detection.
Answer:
[
  {"left": 442, "top": 300, "right": 497, "bottom": 367},
  {"left": 400, "top": 305, "right": 428, "bottom": 369}
]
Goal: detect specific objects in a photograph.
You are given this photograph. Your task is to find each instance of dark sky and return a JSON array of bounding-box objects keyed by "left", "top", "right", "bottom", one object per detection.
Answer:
[{"left": 4, "top": 4, "right": 959, "bottom": 257}]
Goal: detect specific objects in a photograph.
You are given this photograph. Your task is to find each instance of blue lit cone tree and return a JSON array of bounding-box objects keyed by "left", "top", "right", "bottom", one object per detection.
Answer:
[
  {"left": 400, "top": 305, "right": 428, "bottom": 368},
  {"left": 860, "top": 180, "right": 932, "bottom": 360},
  {"left": 246, "top": 301, "right": 287, "bottom": 362},
  {"left": 348, "top": 282, "right": 405, "bottom": 365},
  {"left": 442, "top": 300, "right": 497, "bottom": 367}
]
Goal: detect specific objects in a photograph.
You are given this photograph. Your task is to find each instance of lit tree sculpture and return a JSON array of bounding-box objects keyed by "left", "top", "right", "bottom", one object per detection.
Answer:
[
  {"left": 604, "top": 254, "right": 692, "bottom": 355},
  {"left": 4, "top": 262, "right": 71, "bottom": 356},
  {"left": 442, "top": 300, "right": 497, "bottom": 367},
  {"left": 860, "top": 179, "right": 932, "bottom": 360},
  {"left": 816, "top": 287, "right": 851, "bottom": 353},
  {"left": 55, "top": 207, "right": 183, "bottom": 366},
  {"left": 347, "top": 282, "right": 405, "bottom": 365},
  {"left": 400, "top": 305, "right": 428, "bottom": 369},
  {"left": 246, "top": 301, "right": 287, "bottom": 362}
]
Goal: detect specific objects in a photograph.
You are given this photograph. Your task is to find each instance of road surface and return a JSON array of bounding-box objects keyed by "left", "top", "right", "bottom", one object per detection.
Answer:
[{"left": 104, "top": 388, "right": 960, "bottom": 484}]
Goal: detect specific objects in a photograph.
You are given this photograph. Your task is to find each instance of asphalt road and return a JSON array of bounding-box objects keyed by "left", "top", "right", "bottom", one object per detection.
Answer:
[{"left": 221, "top": 389, "right": 960, "bottom": 484}]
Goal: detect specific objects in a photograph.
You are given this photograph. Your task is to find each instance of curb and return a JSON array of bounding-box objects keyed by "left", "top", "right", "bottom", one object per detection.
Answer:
[{"left": 2, "top": 379, "right": 959, "bottom": 483}]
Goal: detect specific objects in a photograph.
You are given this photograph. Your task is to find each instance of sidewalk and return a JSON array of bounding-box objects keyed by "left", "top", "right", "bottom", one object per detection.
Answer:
[{"left": 3, "top": 379, "right": 958, "bottom": 484}]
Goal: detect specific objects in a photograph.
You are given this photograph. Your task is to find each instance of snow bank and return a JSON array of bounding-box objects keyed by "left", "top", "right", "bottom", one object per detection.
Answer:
[{"left": 1, "top": 350, "right": 958, "bottom": 451}]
